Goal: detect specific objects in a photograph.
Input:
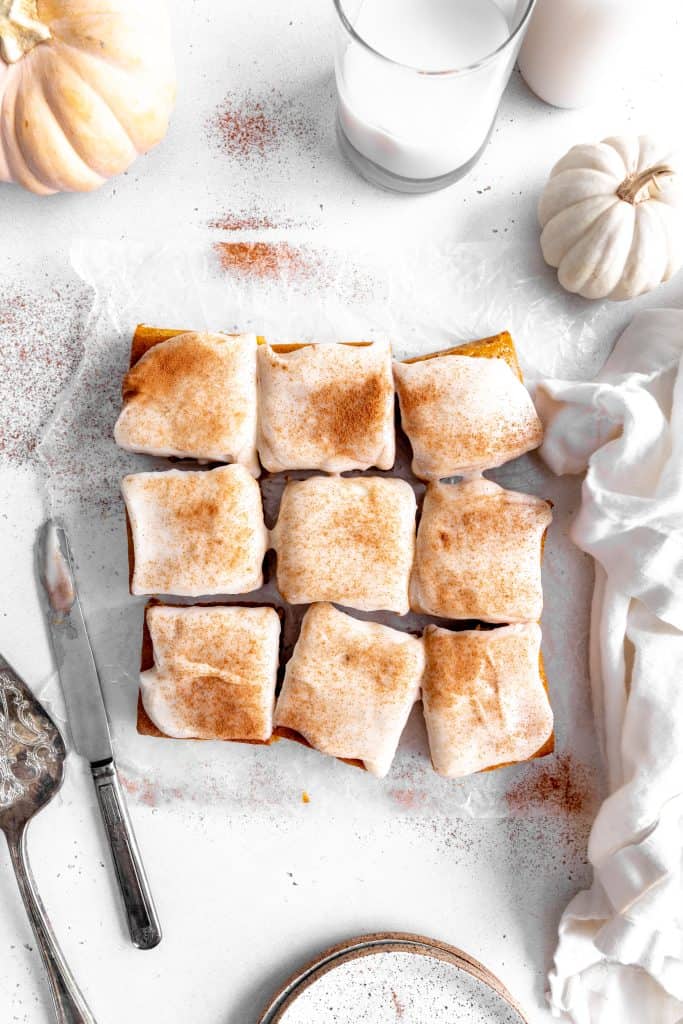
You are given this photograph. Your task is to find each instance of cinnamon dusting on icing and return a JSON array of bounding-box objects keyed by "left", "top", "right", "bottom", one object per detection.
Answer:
[
  {"left": 411, "top": 479, "right": 551, "bottom": 622},
  {"left": 393, "top": 347, "right": 544, "bottom": 480},
  {"left": 274, "top": 603, "right": 424, "bottom": 776},
  {"left": 115, "top": 332, "right": 259, "bottom": 471},
  {"left": 310, "top": 375, "right": 387, "bottom": 456},
  {"left": 122, "top": 465, "right": 267, "bottom": 597},
  {"left": 122, "top": 332, "right": 222, "bottom": 404},
  {"left": 422, "top": 624, "right": 554, "bottom": 778},
  {"left": 141, "top": 605, "right": 280, "bottom": 741},
  {"left": 271, "top": 476, "right": 416, "bottom": 614},
  {"left": 257, "top": 340, "right": 395, "bottom": 473}
]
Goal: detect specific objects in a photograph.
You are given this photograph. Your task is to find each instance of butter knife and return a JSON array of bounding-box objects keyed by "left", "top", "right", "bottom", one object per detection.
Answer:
[{"left": 38, "top": 520, "right": 161, "bottom": 951}]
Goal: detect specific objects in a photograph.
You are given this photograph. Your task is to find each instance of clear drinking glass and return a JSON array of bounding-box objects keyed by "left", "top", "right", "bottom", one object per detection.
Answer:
[{"left": 333, "top": 0, "right": 537, "bottom": 193}]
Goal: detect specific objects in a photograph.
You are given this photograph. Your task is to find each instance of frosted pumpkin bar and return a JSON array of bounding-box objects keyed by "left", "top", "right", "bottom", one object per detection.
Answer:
[
  {"left": 122, "top": 465, "right": 267, "bottom": 597},
  {"left": 411, "top": 479, "right": 552, "bottom": 623},
  {"left": 271, "top": 475, "right": 416, "bottom": 614},
  {"left": 139, "top": 604, "right": 280, "bottom": 741},
  {"left": 274, "top": 603, "right": 424, "bottom": 776},
  {"left": 114, "top": 326, "right": 259, "bottom": 475},
  {"left": 393, "top": 332, "right": 544, "bottom": 480},
  {"left": 257, "top": 339, "right": 395, "bottom": 473},
  {"left": 422, "top": 623, "right": 554, "bottom": 778}
]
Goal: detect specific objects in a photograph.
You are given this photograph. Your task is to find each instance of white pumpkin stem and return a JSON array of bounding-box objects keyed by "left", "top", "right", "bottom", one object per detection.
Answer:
[
  {"left": 0, "top": 0, "right": 51, "bottom": 64},
  {"left": 616, "top": 164, "right": 675, "bottom": 205}
]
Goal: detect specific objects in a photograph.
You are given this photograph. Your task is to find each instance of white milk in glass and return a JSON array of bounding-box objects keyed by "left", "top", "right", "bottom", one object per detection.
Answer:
[{"left": 336, "top": 0, "right": 512, "bottom": 181}]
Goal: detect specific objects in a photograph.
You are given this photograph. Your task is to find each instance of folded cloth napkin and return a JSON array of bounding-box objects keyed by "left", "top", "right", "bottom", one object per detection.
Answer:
[{"left": 536, "top": 309, "right": 683, "bottom": 1024}]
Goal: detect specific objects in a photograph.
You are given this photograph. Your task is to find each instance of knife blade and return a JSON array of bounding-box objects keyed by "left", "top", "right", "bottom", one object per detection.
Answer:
[
  {"left": 39, "top": 520, "right": 162, "bottom": 950},
  {"left": 39, "top": 521, "right": 113, "bottom": 765}
]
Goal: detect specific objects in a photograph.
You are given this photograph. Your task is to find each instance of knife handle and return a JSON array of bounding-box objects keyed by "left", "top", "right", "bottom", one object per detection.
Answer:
[{"left": 91, "top": 762, "right": 162, "bottom": 950}]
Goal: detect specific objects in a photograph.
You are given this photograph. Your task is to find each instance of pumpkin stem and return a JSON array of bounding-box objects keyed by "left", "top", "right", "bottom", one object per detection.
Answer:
[
  {"left": 0, "top": 0, "right": 51, "bottom": 64},
  {"left": 616, "top": 163, "right": 675, "bottom": 205}
]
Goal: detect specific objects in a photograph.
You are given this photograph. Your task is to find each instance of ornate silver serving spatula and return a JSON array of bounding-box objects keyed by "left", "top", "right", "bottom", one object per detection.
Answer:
[{"left": 0, "top": 655, "right": 96, "bottom": 1024}]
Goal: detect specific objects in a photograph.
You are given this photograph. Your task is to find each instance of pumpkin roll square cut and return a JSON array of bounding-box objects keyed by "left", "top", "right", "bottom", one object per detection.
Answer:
[
  {"left": 257, "top": 340, "right": 395, "bottom": 473},
  {"left": 411, "top": 479, "right": 552, "bottom": 623},
  {"left": 115, "top": 331, "right": 259, "bottom": 474},
  {"left": 423, "top": 624, "right": 554, "bottom": 778},
  {"left": 271, "top": 475, "right": 416, "bottom": 614},
  {"left": 393, "top": 333, "right": 544, "bottom": 480},
  {"left": 274, "top": 603, "right": 424, "bottom": 776},
  {"left": 140, "top": 604, "right": 280, "bottom": 742},
  {"left": 123, "top": 465, "right": 267, "bottom": 597}
]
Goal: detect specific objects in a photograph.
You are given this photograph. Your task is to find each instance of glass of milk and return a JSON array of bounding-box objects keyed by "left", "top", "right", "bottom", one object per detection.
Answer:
[{"left": 333, "top": 0, "right": 536, "bottom": 193}]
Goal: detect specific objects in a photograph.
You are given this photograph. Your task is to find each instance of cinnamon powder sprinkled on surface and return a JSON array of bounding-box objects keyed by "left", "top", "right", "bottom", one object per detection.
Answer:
[
  {"left": 389, "top": 787, "right": 425, "bottom": 810},
  {"left": 214, "top": 241, "right": 321, "bottom": 282},
  {"left": 207, "top": 88, "right": 323, "bottom": 162},
  {"left": 120, "top": 775, "right": 158, "bottom": 808},
  {"left": 505, "top": 754, "right": 596, "bottom": 816},
  {"left": 205, "top": 85, "right": 328, "bottom": 235},
  {"left": 209, "top": 212, "right": 297, "bottom": 232},
  {"left": 0, "top": 283, "right": 89, "bottom": 464},
  {"left": 212, "top": 95, "right": 279, "bottom": 157},
  {"left": 213, "top": 238, "right": 378, "bottom": 304},
  {"left": 120, "top": 774, "right": 184, "bottom": 809}
]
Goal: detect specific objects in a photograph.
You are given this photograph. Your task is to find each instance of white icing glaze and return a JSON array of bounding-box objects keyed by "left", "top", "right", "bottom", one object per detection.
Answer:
[
  {"left": 411, "top": 478, "right": 552, "bottom": 623},
  {"left": 122, "top": 465, "right": 267, "bottom": 597},
  {"left": 141, "top": 605, "right": 280, "bottom": 741},
  {"left": 274, "top": 603, "right": 424, "bottom": 776},
  {"left": 257, "top": 340, "right": 395, "bottom": 473},
  {"left": 393, "top": 354, "right": 544, "bottom": 480},
  {"left": 422, "top": 622, "right": 554, "bottom": 778},
  {"left": 42, "top": 521, "right": 75, "bottom": 614},
  {"left": 114, "top": 332, "right": 259, "bottom": 475},
  {"left": 270, "top": 475, "right": 416, "bottom": 614}
]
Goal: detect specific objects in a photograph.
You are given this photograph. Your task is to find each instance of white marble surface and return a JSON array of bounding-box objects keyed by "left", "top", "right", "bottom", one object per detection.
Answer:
[{"left": 1, "top": 2, "right": 683, "bottom": 1022}]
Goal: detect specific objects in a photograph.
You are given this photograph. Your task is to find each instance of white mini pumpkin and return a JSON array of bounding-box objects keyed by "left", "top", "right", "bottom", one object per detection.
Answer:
[
  {"left": 539, "top": 135, "right": 682, "bottom": 300},
  {"left": 0, "top": 0, "right": 175, "bottom": 195}
]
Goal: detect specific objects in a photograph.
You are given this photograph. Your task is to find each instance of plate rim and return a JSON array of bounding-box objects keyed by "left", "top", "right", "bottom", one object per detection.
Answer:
[{"left": 257, "top": 931, "right": 530, "bottom": 1024}]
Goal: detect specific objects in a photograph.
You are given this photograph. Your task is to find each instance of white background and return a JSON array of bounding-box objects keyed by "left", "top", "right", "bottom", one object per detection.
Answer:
[{"left": 1, "top": 2, "right": 683, "bottom": 1022}]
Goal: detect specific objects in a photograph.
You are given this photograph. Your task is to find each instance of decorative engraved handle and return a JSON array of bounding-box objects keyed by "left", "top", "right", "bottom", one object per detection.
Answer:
[
  {"left": 91, "top": 761, "right": 162, "bottom": 950},
  {"left": 6, "top": 825, "right": 97, "bottom": 1024}
]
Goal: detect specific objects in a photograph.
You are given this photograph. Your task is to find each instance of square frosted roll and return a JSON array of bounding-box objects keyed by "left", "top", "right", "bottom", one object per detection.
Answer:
[
  {"left": 257, "top": 340, "right": 395, "bottom": 473},
  {"left": 122, "top": 465, "right": 267, "bottom": 597},
  {"left": 411, "top": 479, "right": 552, "bottom": 623},
  {"left": 422, "top": 623, "right": 554, "bottom": 778},
  {"left": 271, "top": 475, "right": 416, "bottom": 614},
  {"left": 393, "top": 333, "right": 544, "bottom": 480},
  {"left": 114, "top": 330, "right": 259, "bottom": 474},
  {"left": 140, "top": 604, "right": 280, "bottom": 741},
  {"left": 274, "top": 603, "right": 424, "bottom": 776}
]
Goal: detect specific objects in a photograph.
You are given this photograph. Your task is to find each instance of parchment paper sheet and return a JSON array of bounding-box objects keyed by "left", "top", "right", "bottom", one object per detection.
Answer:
[{"left": 35, "top": 235, "right": 605, "bottom": 820}]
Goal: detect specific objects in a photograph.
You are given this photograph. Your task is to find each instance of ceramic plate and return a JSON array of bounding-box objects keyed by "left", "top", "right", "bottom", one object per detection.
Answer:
[{"left": 258, "top": 933, "right": 529, "bottom": 1024}]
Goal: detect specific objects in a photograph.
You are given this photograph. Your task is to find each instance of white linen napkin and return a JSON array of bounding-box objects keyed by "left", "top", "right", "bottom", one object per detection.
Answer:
[{"left": 535, "top": 309, "right": 683, "bottom": 1024}]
